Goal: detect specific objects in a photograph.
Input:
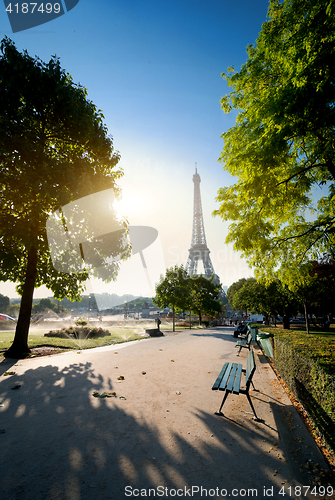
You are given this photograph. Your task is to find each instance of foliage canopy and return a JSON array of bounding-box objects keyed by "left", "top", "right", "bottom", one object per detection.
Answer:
[
  {"left": 31, "top": 298, "right": 67, "bottom": 314},
  {"left": 188, "top": 274, "right": 222, "bottom": 324},
  {"left": 228, "top": 277, "right": 298, "bottom": 328},
  {"left": 214, "top": 0, "right": 335, "bottom": 277},
  {"left": 227, "top": 255, "right": 335, "bottom": 330}
]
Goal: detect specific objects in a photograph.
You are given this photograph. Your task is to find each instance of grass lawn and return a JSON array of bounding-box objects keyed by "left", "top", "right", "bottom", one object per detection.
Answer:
[
  {"left": 0, "top": 321, "right": 205, "bottom": 356},
  {"left": 0, "top": 327, "right": 146, "bottom": 355},
  {"left": 259, "top": 325, "right": 335, "bottom": 375}
]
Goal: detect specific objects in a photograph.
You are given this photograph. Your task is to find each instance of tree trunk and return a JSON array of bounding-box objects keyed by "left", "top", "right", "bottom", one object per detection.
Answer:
[
  {"left": 5, "top": 246, "right": 38, "bottom": 358},
  {"left": 304, "top": 301, "right": 310, "bottom": 334},
  {"left": 172, "top": 304, "right": 175, "bottom": 332},
  {"left": 282, "top": 314, "right": 290, "bottom": 329}
]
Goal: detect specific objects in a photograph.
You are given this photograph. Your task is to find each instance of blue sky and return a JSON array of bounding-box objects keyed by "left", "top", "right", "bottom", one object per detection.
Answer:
[{"left": 1, "top": 0, "right": 270, "bottom": 300}]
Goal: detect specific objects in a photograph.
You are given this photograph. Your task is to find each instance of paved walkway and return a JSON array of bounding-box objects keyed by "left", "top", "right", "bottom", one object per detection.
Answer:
[{"left": 0, "top": 327, "right": 334, "bottom": 500}]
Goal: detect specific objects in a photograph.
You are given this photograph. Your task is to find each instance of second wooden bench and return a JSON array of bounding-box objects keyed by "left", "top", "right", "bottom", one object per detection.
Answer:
[{"left": 235, "top": 331, "right": 252, "bottom": 355}]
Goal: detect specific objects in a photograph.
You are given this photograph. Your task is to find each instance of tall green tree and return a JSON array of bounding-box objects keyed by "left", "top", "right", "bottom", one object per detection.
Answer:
[
  {"left": 154, "top": 265, "right": 190, "bottom": 332},
  {"left": 229, "top": 278, "right": 260, "bottom": 318},
  {"left": 0, "top": 38, "right": 124, "bottom": 357},
  {"left": 188, "top": 275, "right": 222, "bottom": 325},
  {"left": 214, "top": 0, "right": 335, "bottom": 278},
  {"left": 226, "top": 278, "right": 247, "bottom": 310}
]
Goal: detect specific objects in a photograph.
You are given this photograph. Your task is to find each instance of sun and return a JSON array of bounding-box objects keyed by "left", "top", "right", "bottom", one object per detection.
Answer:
[{"left": 113, "top": 193, "right": 149, "bottom": 218}]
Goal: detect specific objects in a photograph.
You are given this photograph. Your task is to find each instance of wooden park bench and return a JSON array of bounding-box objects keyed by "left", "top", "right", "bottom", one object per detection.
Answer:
[
  {"left": 212, "top": 349, "right": 261, "bottom": 421},
  {"left": 235, "top": 331, "right": 252, "bottom": 355},
  {"left": 233, "top": 323, "right": 248, "bottom": 338},
  {"left": 238, "top": 325, "right": 249, "bottom": 338}
]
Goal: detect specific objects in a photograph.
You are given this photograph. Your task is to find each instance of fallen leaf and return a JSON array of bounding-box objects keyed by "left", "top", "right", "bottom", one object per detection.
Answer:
[
  {"left": 171, "top": 360, "right": 175, "bottom": 362},
  {"left": 11, "top": 385, "right": 21, "bottom": 390},
  {"left": 3, "top": 371, "right": 15, "bottom": 376},
  {"left": 119, "top": 396, "right": 127, "bottom": 400},
  {"left": 92, "top": 391, "right": 117, "bottom": 398},
  {"left": 142, "top": 371, "right": 146, "bottom": 375},
  {"left": 175, "top": 391, "right": 181, "bottom": 395},
  {"left": 117, "top": 376, "right": 124, "bottom": 380}
]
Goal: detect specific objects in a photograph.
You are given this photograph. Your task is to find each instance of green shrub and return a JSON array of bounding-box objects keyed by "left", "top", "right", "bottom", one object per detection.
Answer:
[
  {"left": 274, "top": 338, "right": 335, "bottom": 453},
  {"left": 45, "top": 326, "right": 110, "bottom": 339},
  {"left": 75, "top": 318, "right": 88, "bottom": 327}
]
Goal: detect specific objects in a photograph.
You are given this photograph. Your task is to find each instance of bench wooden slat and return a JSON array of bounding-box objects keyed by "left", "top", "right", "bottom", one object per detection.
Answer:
[
  {"left": 212, "top": 362, "right": 228, "bottom": 390},
  {"left": 226, "top": 363, "right": 238, "bottom": 392},
  {"left": 246, "top": 349, "right": 255, "bottom": 380},
  {"left": 233, "top": 363, "right": 242, "bottom": 394},
  {"left": 218, "top": 362, "right": 233, "bottom": 390}
]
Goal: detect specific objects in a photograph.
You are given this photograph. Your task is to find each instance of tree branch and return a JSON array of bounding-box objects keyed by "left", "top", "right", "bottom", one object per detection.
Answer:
[
  {"left": 270, "top": 219, "right": 335, "bottom": 252},
  {"left": 276, "top": 162, "right": 327, "bottom": 187}
]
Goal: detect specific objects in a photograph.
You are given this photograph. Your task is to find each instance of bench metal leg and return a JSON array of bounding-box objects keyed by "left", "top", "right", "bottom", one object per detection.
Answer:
[
  {"left": 246, "top": 392, "right": 262, "bottom": 421},
  {"left": 241, "top": 370, "right": 257, "bottom": 392},
  {"left": 250, "top": 379, "right": 257, "bottom": 391},
  {"left": 215, "top": 391, "right": 229, "bottom": 416}
]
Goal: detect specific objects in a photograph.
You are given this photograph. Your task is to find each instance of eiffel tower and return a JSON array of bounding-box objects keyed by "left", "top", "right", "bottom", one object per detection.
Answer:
[{"left": 186, "top": 166, "right": 219, "bottom": 284}]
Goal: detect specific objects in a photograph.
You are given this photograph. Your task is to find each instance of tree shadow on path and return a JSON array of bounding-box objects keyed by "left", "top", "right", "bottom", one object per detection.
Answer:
[{"left": 0, "top": 354, "right": 333, "bottom": 500}]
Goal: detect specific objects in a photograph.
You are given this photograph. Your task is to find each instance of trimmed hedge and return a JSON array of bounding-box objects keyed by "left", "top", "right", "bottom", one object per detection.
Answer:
[{"left": 274, "top": 338, "right": 335, "bottom": 453}]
